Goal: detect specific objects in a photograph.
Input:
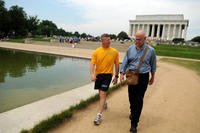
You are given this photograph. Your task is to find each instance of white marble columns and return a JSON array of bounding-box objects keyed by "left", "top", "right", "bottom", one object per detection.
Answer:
[
  {"left": 129, "top": 15, "right": 189, "bottom": 40},
  {"left": 129, "top": 23, "right": 188, "bottom": 40}
]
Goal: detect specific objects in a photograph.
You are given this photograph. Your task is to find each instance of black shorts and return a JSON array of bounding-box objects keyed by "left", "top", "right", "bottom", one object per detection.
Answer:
[{"left": 94, "top": 74, "right": 112, "bottom": 92}]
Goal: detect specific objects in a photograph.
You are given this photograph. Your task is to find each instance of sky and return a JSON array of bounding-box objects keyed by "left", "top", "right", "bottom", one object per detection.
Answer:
[{"left": 5, "top": 0, "right": 200, "bottom": 40}]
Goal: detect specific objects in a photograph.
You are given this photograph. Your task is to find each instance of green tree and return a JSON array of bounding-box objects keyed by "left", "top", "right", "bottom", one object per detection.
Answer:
[
  {"left": 38, "top": 20, "right": 57, "bottom": 37},
  {"left": 8, "top": 5, "right": 27, "bottom": 36},
  {"left": 0, "top": 0, "right": 4, "bottom": 9},
  {"left": 81, "top": 33, "right": 87, "bottom": 38},
  {"left": 66, "top": 31, "right": 73, "bottom": 37},
  {"left": 117, "top": 31, "right": 129, "bottom": 41},
  {"left": 191, "top": 36, "right": 200, "bottom": 43},
  {"left": 56, "top": 28, "right": 67, "bottom": 36},
  {"left": 172, "top": 38, "right": 185, "bottom": 44},
  {"left": 110, "top": 34, "right": 117, "bottom": 40},
  {"left": 1, "top": 0, "right": 89, "bottom": 38},
  {"left": 0, "top": 0, "right": 10, "bottom": 37},
  {"left": 74, "top": 31, "right": 80, "bottom": 38},
  {"left": 26, "top": 15, "right": 40, "bottom": 36}
]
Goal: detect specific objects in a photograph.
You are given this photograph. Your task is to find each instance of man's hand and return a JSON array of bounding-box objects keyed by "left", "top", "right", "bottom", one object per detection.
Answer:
[
  {"left": 149, "top": 76, "right": 154, "bottom": 85},
  {"left": 112, "top": 77, "right": 118, "bottom": 85},
  {"left": 120, "top": 73, "right": 125, "bottom": 84},
  {"left": 90, "top": 74, "right": 96, "bottom": 81}
]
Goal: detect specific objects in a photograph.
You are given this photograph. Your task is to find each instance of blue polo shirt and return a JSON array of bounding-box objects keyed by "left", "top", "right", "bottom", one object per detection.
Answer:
[{"left": 120, "top": 43, "right": 156, "bottom": 74}]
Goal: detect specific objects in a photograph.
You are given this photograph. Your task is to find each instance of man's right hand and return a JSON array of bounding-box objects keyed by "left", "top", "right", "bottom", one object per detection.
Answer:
[
  {"left": 90, "top": 74, "right": 96, "bottom": 81},
  {"left": 120, "top": 73, "right": 124, "bottom": 84}
]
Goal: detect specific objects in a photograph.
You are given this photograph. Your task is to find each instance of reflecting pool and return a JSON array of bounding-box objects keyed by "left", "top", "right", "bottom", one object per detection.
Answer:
[{"left": 0, "top": 48, "right": 91, "bottom": 113}]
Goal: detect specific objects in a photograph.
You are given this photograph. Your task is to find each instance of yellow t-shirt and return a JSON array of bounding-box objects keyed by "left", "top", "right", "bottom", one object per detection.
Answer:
[{"left": 91, "top": 46, "right": 119, "bottom": 75}]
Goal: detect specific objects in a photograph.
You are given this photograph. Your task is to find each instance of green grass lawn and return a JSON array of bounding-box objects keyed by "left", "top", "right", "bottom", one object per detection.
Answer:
[
  {"left": 3, "top": 37, "right": 50, "bottom": 43},
  {"left": 161, "top": 58, "right": 200, "bottom": 75},
  {"left": 154, "top": 44, "right": 200, "bottom": 60},
  {"left": 3, "top": 38, "right": 25, "bottom": 43},
  {"left": 32, "top": 37, "right": 51, "bottom": 42}
]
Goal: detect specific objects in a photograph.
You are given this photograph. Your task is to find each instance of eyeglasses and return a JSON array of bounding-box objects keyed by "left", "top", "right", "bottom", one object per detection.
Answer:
[{"left": 136, "top": 39, "right": 142, "bottom": 41}]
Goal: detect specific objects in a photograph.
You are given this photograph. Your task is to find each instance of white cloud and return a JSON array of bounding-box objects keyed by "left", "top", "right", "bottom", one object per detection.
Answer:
[
  {"left": 58, "top": 19, "right": 127, "bottom": 35},
  {"left": 57, "top": 0, "right": 200, "bottom": 38}
]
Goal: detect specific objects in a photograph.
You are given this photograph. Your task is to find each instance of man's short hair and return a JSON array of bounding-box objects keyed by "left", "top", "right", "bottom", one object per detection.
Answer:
[{"left": 101, "top": 33, "right": 110, "bottom": 40}]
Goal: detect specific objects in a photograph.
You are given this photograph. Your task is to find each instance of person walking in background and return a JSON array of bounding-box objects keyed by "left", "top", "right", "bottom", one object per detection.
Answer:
[
  {"left": 120, "top": 31, "right": 156, "bottom": 133},
  {"left": 90, "top": 33, "right": 119, "bottom": 125}
]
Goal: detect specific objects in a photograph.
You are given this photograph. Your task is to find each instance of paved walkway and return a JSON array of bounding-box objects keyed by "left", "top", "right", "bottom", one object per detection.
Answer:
[
  {"left": 0, "top": 42, "right": 126, "bottom": 62},
  {"left": 49, "top": 61, "right": 200, "bottom": 133}
]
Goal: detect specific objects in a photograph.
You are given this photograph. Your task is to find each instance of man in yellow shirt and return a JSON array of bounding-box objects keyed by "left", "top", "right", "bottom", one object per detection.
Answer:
[{"left": 90, "top": 33, "right": 119, "bottom": 125}]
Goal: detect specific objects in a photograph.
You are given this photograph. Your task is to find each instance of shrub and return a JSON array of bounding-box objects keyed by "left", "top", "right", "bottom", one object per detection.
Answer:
[
  {"left": 191, "top": 36, "right": 200, "bottom": 43},
  {"left": 172, "top": 38, "right": 185, "bottom": 44}
]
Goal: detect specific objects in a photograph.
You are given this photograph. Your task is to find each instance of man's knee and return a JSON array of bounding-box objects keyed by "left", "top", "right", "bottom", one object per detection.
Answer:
[{"left": 99, "top": 90, "right": 106, "bottom": 96}]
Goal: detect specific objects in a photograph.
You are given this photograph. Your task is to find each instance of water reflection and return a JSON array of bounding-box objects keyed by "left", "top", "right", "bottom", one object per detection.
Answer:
[
  {"left": 0, "top": 48, "right": 91, "bottom": 113},
  {"left": 0, "top": 49, "right": 57, "bottom": 82}
]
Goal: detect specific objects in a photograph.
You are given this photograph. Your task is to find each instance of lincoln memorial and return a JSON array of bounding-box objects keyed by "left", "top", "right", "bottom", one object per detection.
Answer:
[{"left": 129, "top": 14, "right": 189, "bottom": 41}]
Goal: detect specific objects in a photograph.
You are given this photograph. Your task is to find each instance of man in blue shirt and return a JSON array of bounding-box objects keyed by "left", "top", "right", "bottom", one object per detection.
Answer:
[{"left": 120, "top": 30, "right": 156, "bottom": 133}]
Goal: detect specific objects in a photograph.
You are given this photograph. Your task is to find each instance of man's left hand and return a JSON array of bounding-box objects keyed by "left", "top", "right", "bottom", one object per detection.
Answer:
[
  {"left": 112, "top": 77, "right": 118, "bottom": 85},
  {"left": 149, "top": 77, "right": 154, "bottom": 85}
]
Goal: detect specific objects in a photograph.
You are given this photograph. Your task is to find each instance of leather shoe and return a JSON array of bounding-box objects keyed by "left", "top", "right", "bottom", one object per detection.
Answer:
[
  {"left": 129, "top": 114, "right": 132, "bottom": 120},
  {"left": 130, "top": 126, "right": 137, "bottom": 133}
]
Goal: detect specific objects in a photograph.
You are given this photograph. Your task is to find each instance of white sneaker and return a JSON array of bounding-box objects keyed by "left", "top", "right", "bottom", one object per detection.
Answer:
[{"left": 94, "top": 113, "right": 102, "bottom": 125}]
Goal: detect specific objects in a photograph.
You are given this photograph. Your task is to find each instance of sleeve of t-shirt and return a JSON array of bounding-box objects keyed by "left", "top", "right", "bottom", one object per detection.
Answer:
[{"left": 91, "top": 51, "right": 97, "bottom": 64}]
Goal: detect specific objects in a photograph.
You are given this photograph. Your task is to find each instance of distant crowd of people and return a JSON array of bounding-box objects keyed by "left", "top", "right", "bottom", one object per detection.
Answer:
[{"left": 59, "top": 36, "right": 80, "bottom": 44}]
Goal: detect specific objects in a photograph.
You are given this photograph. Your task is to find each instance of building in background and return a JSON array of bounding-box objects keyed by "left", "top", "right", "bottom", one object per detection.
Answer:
[{"left": 129, "top": 14, "right": 189, "bottom": 41}]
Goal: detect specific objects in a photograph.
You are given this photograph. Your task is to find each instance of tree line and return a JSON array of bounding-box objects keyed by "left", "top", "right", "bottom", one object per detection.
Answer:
[
  {"left": 0, "top": 0, "right": 79, "bottom": 38},
  {"left": 0, "top": 0, "right": 131, "bottom": 40}
]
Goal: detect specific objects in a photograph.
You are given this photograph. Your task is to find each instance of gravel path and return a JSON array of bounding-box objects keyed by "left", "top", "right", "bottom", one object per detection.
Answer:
[{"left": 50, "top": 61, "right": 200, "bottom": 133}]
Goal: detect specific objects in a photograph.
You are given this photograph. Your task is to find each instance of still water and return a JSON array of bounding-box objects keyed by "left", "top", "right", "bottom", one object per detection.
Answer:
[{"left": 0, "top": 48, "right": 91, "bottom": 113}]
